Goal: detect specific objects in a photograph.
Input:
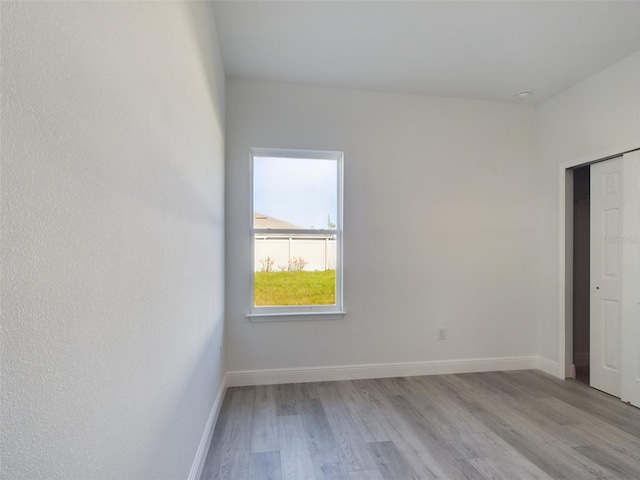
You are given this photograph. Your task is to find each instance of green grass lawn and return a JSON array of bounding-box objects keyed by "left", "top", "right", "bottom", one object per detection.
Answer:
[{"left": 255, "top": 270, "right": 336, "bottom": 306}]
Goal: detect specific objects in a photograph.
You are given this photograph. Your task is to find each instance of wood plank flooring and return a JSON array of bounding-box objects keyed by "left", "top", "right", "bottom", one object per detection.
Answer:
[{"left": 200, "top": 370, "right": 640, "bottom": 480}]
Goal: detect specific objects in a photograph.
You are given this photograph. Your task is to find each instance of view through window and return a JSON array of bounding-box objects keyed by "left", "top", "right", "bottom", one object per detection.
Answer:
[{"left": 251, "top": 149, "right": 343, "bottom": 314}]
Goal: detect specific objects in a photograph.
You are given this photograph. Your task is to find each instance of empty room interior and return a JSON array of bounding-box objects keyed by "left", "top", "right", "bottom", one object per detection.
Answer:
[{"left": 3, "top": 1, "right": 640, "bottom": 479}]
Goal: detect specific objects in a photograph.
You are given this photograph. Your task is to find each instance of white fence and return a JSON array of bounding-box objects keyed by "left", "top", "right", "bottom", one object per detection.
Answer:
[{"left": 255, "top": 237, "right": 336, "bottom": 271}]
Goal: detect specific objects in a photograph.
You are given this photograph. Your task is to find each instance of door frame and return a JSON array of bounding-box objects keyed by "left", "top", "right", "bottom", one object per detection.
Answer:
[{"left": 559, "top": 147, "right": 640, "bottom": 380}]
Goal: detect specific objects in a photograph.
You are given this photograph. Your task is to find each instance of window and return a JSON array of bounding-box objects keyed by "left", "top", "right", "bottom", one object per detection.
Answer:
[{"left": 248, "top": 148, "right": 344, "bottom": 320}]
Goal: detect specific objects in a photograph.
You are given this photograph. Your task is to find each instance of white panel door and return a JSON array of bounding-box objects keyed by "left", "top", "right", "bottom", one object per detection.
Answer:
[
  {"left": 621, "top": 150, "right": 640, "bottom": 407},
  {"left": 590, "top": 158, "right": 623, "bottom": 397}
]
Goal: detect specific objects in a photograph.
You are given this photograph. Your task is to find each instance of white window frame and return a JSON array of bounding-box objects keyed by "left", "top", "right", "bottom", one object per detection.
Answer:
[{"left": 247, "top": 148, "right": 345, "bottom": 322}]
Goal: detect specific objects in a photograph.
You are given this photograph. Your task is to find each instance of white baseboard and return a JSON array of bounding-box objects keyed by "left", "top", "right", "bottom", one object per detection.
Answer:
[
  {"left": 574, "top": 352, "right": 590, "bottom": 367},
  {"left": 226, "top": 356, "right": 539, "bottom": 387},
  {"left": 188, "top": 373, "right": 227, "bottom": 480},
  {"left": 536, "top": 356, "right": 560, "bottom": 377}
]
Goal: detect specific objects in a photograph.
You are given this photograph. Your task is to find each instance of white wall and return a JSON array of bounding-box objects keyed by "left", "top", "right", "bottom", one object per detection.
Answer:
[
  {"left": 226, "top": 79, "right": 538, "bottom": 372},
  {"left": 1, "top": 2, "right": 225, "bottom": 479},
  {"left": 536, "top": 50, "right": 640, "bottom": 365}
]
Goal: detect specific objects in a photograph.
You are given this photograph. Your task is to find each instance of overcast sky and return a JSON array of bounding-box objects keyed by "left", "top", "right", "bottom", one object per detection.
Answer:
[{"left": 254, "top": 156, "right": 337, "bottom": 229}]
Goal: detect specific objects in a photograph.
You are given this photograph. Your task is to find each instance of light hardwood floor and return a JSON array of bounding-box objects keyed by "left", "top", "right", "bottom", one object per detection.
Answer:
[{"left": 200, "top": 370, "right": 640, "bottom": 480}]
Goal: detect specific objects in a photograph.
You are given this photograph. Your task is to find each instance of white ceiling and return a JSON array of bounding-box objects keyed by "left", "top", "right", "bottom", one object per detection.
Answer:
[{"left": 212, "top": 1, "right": 640, "bottom": 104}]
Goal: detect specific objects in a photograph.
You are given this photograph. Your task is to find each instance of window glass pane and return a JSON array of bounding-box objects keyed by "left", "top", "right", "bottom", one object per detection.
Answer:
[
  {"left": 254, "top": 234, "right": 336, "bottom": 306},
  {"left": 253, "top": 156, "right": 337, "bottom": 230}
]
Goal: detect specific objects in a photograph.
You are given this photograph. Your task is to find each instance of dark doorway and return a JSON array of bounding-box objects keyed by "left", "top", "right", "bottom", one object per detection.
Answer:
[{"left": 573, "top": 165, "right": 590, "bottom": 384}]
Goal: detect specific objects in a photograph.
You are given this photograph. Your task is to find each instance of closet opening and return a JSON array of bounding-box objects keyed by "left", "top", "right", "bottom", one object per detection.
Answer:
[{"left": 572, "top": 165, "right": 590, "bottom": 385}]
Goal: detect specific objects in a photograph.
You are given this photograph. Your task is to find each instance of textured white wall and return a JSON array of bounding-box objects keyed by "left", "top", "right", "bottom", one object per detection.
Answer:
[
  {"left": 226, "top": 78, "right": 538, "bottom": 372},
  {"left": 1, "top": 2, "right": 225, "bottom": 479},
  {"left": 536, "top": 50, "right": 640, "bottom": 365}
]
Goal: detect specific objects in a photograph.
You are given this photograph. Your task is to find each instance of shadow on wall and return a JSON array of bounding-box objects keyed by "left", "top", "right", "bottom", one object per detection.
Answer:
[
  {"left": 183, "top": 2, "right": 225, "bottom": 123},
  {"left": 144, "top": 316, "right": 225, "bottom": 479},
  {"left": 97, "top": 1, "right": 225, "bottom": 230}
]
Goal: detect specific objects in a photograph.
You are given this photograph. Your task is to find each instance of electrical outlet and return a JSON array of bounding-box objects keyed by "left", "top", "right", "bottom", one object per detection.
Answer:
[
  {"left": 438, "top": 328, "right": 446, "bottom": 340},
  {"left": 219, "top": 344, "right": 224, "bottom": 359}
]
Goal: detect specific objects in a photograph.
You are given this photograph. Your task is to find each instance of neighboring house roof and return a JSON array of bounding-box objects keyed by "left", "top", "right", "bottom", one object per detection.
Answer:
[{"left": 254, "top": 213, "right": 302, "bottom": 229}]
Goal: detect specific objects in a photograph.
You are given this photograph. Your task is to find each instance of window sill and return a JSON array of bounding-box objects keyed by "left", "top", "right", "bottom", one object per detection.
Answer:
[{"left": 246, "top": 311, "right": 347, "bottom": 323}]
